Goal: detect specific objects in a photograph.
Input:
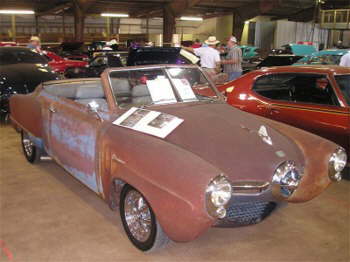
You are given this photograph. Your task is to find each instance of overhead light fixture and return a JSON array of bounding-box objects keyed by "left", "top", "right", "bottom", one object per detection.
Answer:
[
  {"left": 0, "top": 10, "right": 35, "bottom": 14},
  {"left": 180, "top": 16, "right": 203, "bottom": 21},
  {"left": 245, "top": 21, "right": 250, "bottom": 24},
  {"left": 101, "top": 13, "right": 129, "bottom": 17}
]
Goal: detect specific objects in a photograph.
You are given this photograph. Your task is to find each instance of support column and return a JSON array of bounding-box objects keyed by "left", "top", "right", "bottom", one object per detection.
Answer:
[
  {"left": 106, "top": 17, "right": 110, "bottom": 40},
  {"left": 232, "top": 12, "right": 245, "bottom": 42},
  {"left": 146, "top": 17, "right": 149, "bottom": 41},
  {"left": 35, "top": 15, "right": 39, "bottom": 36},
  {"left": 163, "top": 6, "right": 175, "bottom": 46},
  {"left": 73, "top": 4, "right": 85, "bottom": 42},
  {"left": 11, "top": 15, "right": 16, "bottom": 41},
  {"left": 62, "top": 12, "right": 66, "bottom": 39}
]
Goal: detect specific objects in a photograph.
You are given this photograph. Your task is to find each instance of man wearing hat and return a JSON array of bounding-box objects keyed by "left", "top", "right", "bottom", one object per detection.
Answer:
[
  {"left": 221, "top": 36, "right": 242, "bottom": 81},
  {"left": 27, "top": 36, "right": 42, "bottom": 54},
  {"left": 183, "top": 36, "right": 221, "bottom": 76}
]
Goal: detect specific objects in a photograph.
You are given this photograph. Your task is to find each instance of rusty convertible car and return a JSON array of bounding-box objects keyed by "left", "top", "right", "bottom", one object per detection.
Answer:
[{"left": 10, "top": 65, "right": 346, "bottom": 251}]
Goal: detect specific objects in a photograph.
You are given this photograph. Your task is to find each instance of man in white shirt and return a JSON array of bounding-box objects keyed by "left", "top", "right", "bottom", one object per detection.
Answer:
[
  {"left": 339, "top": 52, "right": 350, "bottom": 67},
  {"left": 183, "top": 36, "right": 221, "bottom": 76}
]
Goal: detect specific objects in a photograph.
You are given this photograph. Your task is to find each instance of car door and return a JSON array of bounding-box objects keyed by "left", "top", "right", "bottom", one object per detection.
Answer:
[
  {"left": 254, "top": 73, "right": 348, "bottom": 146},
  {"left": 39, "top": 81, "right": 105, "bottom": 193}
]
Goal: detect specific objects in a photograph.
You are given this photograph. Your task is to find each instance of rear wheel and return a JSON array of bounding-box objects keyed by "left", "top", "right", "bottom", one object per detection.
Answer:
[
  {"left": 21, "top": 131, "right": 41, "bottom": 163},
  {"left": 120, "top": 185, "right": 169, "bottom": 252}
]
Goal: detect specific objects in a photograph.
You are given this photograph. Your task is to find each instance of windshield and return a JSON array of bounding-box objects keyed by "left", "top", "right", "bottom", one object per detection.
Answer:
[
  {"left": 297, "top": 55, "right": 342, "bottom": 65},
  {"left": 109, "top": 67, "right": 218, "bottom": 108},
  {"left": 335, "top": 75, "right": 350, "bottom": 105}
]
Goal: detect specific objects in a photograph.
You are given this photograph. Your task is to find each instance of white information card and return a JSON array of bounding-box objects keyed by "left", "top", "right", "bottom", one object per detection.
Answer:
[{"left": 113, "top": 107, "right": 184, "bottom": 139}]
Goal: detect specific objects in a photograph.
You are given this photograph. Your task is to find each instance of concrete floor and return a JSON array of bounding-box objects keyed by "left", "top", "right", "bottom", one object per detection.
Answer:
[{"left": 0, "top": 125, "right": 349, "bottom": 262}]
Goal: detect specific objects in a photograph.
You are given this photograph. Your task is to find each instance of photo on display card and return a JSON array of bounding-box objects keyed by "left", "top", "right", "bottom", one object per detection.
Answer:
[{"left": 113, "top": 107, "right": 184, "bottom": 138}]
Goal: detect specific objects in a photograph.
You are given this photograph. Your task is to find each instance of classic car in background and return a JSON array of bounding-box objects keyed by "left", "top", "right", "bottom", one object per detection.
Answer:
[
  {"left": 44, "top": 51, "right": 88, "bottom": 74},
  {"left": 0, "top": 42, "right": 17, "bottom": 47},
  {"left": 294, "top": 49, "right": 349, "bottom": 65},
  {"left": 239, "top": 45, "right": 260, "bottom": 60},
  {"left": 0, "top": 47, "right": 58, "bottom": 122},
  {"left": 45, "top": 41, "right": 89, "bottom": 61},
  {"left": 65, "top": 47, "right": 195, "bottom": 78},
  {"left": 242, "top": 54, "right": 303, "bottom": 74},
  {"left": 220, "top": 65, "right": 350, "bottom": 158},
  {"left": 10, "top": 65, "right": 346, "bottom": 251},
  {"left": 271, "top": 43, "right": 317, "bottom": 56},
  {"left": 64, "top": 53, "right": 125, "bottom": 78}
]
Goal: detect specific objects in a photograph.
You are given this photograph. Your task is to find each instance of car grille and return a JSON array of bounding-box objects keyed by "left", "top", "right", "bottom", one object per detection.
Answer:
[{"left": 214, "top": 201, "right": 277, "bottom": 227}]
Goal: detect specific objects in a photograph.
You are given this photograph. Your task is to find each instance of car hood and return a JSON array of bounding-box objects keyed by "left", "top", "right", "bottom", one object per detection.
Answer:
[{"left": 152, "top": 102, "right": 304, "bottom": 182}]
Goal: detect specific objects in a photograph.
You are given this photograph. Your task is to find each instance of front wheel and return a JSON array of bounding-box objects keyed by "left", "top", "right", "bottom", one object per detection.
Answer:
[
  {"left": 21, "top": 131, "right": 41, "bottom": 163},
  {"left": 120, "top": 185, "right": 169, "bottom": 252}
]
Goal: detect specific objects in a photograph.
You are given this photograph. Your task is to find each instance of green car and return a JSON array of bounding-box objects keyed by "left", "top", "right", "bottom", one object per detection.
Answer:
[
  {"left": 294, "top": 49, "right": 349, "bottom": 65},
  {"left": 239, "top": 45, "right": 260, "bottom": 60}
]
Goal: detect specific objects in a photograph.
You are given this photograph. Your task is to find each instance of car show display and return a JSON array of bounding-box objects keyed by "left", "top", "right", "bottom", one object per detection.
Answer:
[
  {"left": 9, "top": 65, "right": 346, "bottom": 251},
  {"left": 1, "top": 0, "right": 350, "bottom": 259}
]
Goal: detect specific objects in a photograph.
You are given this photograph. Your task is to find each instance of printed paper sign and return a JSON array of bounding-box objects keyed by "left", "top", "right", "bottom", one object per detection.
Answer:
[
  {"left": 172, "top": 78, "right": 197, "bottom": 101},
  {"left": 146, "top": 78, "right": 177, "bottom": 104},
  {"left": 113, "top": 107, "right": 184, "bottom": 138}
]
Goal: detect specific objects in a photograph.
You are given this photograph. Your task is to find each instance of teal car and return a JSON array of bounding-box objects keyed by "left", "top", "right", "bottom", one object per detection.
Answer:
[
  {"left": 239, "top": 45, "right": 260, "bottom": 60},
  {"left": 271, "top": 44, "right": 317, "bottom": 56},
  {"left": 294, "top": 49, "right": 349, "bottom": 66}
]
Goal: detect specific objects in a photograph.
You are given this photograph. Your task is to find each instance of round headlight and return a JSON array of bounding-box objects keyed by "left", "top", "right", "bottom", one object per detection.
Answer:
[
  {"left": 207, "top": 176, "right": 232, "bottom": 207},
  {"left": 206, "top": 175, "right": 232, "bottom": 218},
  {"left": 272, "top": 161, "right": 302, "bottom": 198},
  {"left": 329, "top": 148, "right": 347, "bottom": 181}
]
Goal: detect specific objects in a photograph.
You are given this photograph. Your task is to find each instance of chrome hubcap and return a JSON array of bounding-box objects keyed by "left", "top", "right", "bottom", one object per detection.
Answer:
[
  {"left": 124, "top": 190, "right": 152, "bottom": 242},
  {"left": 22, "top": 134, "right": 34, "bottom": 157}
]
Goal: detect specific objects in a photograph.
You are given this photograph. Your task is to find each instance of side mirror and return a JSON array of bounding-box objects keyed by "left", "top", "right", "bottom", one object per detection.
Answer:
[{"left": 87, "top": 101, "right": 103, "bottom": 121}]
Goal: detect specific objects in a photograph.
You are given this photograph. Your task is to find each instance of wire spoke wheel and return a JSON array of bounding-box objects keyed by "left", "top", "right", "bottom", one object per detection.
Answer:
[
  {"left": 22, "top": 134, "right": 34, "bottom": 158},
  {"left": 124, "top": 190, "right": 152, "bottom": 242},
  {"left": 120, "top": 185, "right": 169, "bottom": 252},
  {"left": 21, "top": 131, "right": 41, "bottom": 163}
]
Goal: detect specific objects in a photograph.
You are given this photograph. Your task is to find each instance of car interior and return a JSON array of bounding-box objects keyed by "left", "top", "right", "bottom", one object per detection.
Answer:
[
  {"left": 253, "top": 73, "right": 339, "bottom": 106},
  {"left": 44, "top": 80, "right": 109, "bottom": 111}
]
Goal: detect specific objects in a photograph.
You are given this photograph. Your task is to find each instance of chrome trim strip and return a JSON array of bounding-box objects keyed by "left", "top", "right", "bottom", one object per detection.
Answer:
[
  {"left": 112, "top": 154, "right": 126, "bottom": 165},
  {"left": 231, "top": 181, "right": 270, "bottom": 194}
]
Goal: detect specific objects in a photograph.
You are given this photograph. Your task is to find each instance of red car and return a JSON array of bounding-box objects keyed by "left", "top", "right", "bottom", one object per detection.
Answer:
[
  {"left": 0, "top": 41, "right": 17, "bottom": 47},
  {"left": 219, "top": 66, "right": 350, "bottom": 156},
  {"left": 44, "top": 51, "right": 88, "bottom": 74}
]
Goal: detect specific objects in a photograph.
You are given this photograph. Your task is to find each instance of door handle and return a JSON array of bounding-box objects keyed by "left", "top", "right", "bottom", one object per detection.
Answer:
[
  {"left": 270, "top": 108, "right": 280, "bottom": 114},
  {"left": 49, "top": 105, "right": 56, "bottom": 113}
]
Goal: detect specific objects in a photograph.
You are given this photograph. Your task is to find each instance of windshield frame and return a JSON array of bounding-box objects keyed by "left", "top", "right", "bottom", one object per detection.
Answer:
[
  {"left": 106, "top": 65, "right": 223, "bottom": 110},
  {"left": 334, "top": 74, "right": 350, "bottom": 107}
]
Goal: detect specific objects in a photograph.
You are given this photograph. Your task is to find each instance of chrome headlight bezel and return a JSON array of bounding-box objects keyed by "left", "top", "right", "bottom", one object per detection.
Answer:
[
  {"left": 206, "top": 175, "right": 232, "bottom": 218},
  {"left": 329, "top": 148, "right": 347, "bottom": 181},
  {"left": 272, "top": 161, "right": 302, "bottom": 199}
]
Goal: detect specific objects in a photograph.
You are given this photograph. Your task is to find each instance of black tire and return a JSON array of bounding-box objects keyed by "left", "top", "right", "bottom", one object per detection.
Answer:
[
  {"left": 342, "top": 167, "right": 350, "bottom": 180},
  {"left": 120, "top": 185, "right": 169, "bottom": 252},
  {"left": 21, "top": 131, "right": 41, "bottom": 163}
]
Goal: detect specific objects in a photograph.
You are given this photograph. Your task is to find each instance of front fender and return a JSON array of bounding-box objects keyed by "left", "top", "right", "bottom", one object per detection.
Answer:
[
  {"left": 263, "top": 118, "right": 339, "bottom": 203},
  {"left": 99, "top": 125, "right": 219, "bottom": 242}
]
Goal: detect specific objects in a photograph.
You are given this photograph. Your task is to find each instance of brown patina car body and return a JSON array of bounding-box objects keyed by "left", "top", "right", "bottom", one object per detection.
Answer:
[{"left": 9, "top": 65, "right": 344, "bottom": 251}]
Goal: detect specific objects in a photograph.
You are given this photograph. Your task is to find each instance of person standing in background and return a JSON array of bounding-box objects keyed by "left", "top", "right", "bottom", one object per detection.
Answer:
[
  {"left": 340, "top": 51, "right": 350, "bottom": 67},
  {"left": 27, "top": 36, "right": 42, "bottom": 54},
  {"left": 221, "top": 36, "right": 242, "bottom": 81},
  {"left": 183, "top": 36, "right": 221, "bottom": 77},
  {"left": 191, "top": 39, "right": 202, "bottom": 49}
]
